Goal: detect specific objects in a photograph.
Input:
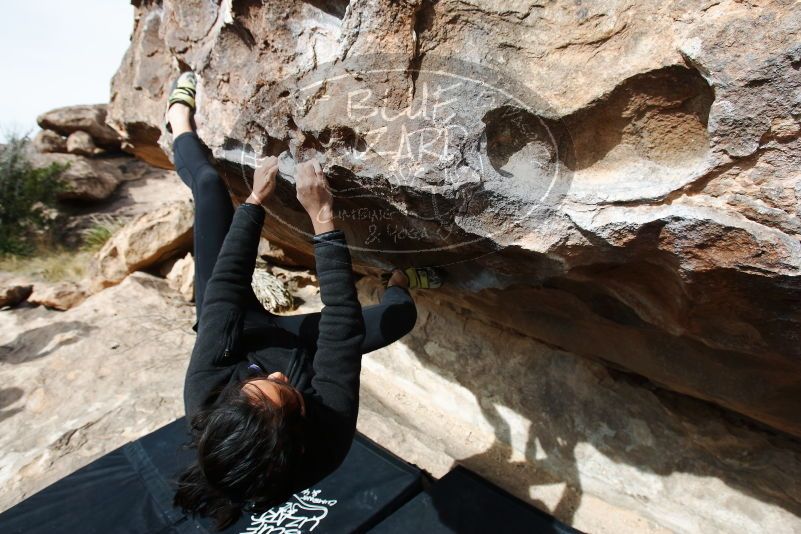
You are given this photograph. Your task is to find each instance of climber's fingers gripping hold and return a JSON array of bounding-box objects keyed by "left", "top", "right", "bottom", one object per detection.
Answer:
[
  {"left": 296, "top": 159, "right": 333, "bottom": 215},
  {"left": 296, "top": 159, "right": 335, "bottom": 234},
  {"left": 310, "top": 158, "right": 324, "bottom": 180},
  {"left": 248, "top": 156, "right": 279, "bottom": 205}
]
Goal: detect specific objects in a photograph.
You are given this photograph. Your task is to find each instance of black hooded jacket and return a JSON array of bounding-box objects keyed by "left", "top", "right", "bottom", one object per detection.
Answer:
[{"left": 183, "top": 201, "right": 366, "bottom": 492}]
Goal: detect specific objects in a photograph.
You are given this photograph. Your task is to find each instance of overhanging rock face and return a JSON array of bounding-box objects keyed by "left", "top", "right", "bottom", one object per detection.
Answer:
[{"left": 109, "top": 0, "right": 801, "bottom": 440}]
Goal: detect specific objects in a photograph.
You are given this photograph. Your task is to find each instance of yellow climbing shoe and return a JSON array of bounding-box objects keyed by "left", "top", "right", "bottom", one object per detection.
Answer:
[
  {"left": 382, "top": 267, "right": 444, "bottom": 289},
  {"left": 165, "top": 71, "right": 197, "bottom": 133}
]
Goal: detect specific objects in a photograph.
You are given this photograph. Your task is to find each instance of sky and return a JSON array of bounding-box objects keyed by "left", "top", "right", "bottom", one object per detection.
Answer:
[{"left": 0, "top": 1, "right": 134, "bottom": 141}]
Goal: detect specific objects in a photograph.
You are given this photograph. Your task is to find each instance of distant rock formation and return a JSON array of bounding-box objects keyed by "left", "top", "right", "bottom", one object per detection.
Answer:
[
  {"left": 31, "top": 129, "right": 66, "bottom": 154},
  {"left": 37, "top": 104, "right": 121, "bottom": 151},
  {"left": 1, "top": 103, "right": 195, "bottom": 312},
  {"left": 29, "top": 104, "right": 125, "bottom": 201}
]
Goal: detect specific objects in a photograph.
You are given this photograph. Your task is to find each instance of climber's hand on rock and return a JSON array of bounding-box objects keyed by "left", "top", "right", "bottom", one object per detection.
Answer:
[
  {"left": 296, "top": 159, "right": 335, "bottom": 234},
  {"left": 246, "top": 156, "right": 279, "bottom": 205}
]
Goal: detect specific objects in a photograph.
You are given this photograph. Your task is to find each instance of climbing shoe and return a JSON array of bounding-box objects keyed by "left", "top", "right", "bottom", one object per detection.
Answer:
[
  {"left": 164, "top": 71, "right": 197, "bottom": 133},
  {"left": 382, "top": 267, "right": 444, "bottom": 289}
]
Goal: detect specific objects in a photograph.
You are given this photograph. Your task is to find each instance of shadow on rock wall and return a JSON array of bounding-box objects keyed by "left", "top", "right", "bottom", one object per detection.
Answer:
[{"left": 358, "top": 279, "right": 801, "bottom": 531}]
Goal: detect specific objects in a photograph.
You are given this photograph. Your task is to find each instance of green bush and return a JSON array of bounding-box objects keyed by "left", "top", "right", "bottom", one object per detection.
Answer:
[
  {"left": 0, "top": 134, "right": 68, "bottom": 255},
  {"left": 80, "top": 214, "right": 124, "bottom": 251}
]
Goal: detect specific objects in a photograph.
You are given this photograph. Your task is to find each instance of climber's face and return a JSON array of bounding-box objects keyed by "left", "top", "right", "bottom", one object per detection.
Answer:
[{"left": 243, "top": 372, "right": 306, "bottom": 416}]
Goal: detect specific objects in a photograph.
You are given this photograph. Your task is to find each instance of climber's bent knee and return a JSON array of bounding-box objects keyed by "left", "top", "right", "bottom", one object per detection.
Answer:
[
  {"left": 194, "top": 166, "right": 224, "bottom": 191},
  {"left": 384, "top": 300, "right": 418, "bottom": 340}
]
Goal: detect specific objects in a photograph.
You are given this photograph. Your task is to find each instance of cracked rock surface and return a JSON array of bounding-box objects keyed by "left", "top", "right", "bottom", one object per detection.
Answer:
[{"left": 110, "top": 0, "right": 801, "bottom": 438}]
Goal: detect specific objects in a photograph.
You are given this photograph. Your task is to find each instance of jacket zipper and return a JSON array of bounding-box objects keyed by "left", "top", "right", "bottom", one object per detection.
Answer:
[
  {"left": 219, "top": 312, "right": 237, "bottom": 363},
  {"left": 286, "top": 350, "right": 299, "bottom": 384}
]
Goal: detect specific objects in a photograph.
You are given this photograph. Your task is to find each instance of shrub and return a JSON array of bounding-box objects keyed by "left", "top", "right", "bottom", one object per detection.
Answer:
[
  {"left": 80, "top": 213, "right": 125, "bottom": 251},
  {"left": 0, "top": 134, "right": 68, "bottom": 255}
]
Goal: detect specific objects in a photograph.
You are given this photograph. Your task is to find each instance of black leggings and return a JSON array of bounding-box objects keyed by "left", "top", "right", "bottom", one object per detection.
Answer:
[{"left": 172, "top": 131, "right": 417, "bottom": 354}]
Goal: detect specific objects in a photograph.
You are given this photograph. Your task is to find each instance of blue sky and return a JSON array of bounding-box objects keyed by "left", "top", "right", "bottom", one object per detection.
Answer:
[{"left": 0, "top": 1, "right": 134, "bottom": 140}]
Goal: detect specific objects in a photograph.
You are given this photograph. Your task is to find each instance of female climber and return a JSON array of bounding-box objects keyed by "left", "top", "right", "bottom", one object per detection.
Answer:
[{"left": 164, "top": 72, "right": 441, "bottom": 529}]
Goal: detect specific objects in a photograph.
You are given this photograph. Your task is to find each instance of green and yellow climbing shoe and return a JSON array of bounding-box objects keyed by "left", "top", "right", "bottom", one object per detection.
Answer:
[
  {"left": 165, "top": 71, "right": 197, "bottom": 133},
  {"left": 382, "top": 267, "right": 444, "bottom": 289}
]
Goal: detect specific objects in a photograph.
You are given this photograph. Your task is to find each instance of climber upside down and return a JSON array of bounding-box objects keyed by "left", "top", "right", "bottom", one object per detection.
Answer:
[{"left": 164, "top": 72, "right": 442, "bottom": 529}]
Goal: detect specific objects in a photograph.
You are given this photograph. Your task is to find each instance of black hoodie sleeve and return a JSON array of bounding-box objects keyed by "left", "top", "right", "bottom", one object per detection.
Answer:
[
  {"left": 304, "top": 229, "right": 366, "bottom": 466},
  {"left": 183, "top": 202, "right": 265, "bottom": 420}
]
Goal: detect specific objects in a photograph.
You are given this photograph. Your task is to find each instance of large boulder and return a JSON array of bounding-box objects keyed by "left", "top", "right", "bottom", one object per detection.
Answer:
[
  {"left": 31, "top": 130, "right": 66, "bottom": 154},
  {"left": 65, "top": 131, "right": 101, "bottom": 157},
  {"left": 37, "top": 104, "right": 121, "bottom": 150},
  {"left": 28, "top": 152, "right": 121, "bottom": 202},
  {"left": 89, "top": 200, "right": 193, "bottom": 291},
  {"left": 106, "top": 1, "right": 801, "bottom": 531},
  {"left": 108, "top": 0, "right": 801, "bottom": 438},
  {"left": 355, "top": 277, "right": 801, "bottom": 534}
]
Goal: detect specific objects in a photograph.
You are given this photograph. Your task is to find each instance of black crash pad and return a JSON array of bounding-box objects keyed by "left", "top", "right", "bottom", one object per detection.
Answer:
[
  {"left": 0, "top": 417, "right": 423, "bottom": 534},
  {"left": 370, "top": 466, "right": 581, "bottom": 534}
]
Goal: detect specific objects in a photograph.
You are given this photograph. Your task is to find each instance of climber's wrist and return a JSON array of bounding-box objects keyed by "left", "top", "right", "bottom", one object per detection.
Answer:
[
  {"left": 309, "top": 204, "right": 335, "bottom": 234},
  {"left": 245, "top": 193, "right": 264, "bottom": 206}
]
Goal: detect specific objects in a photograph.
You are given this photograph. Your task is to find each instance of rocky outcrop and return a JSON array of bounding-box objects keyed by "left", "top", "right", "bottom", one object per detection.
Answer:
[
  {"left": 65, "top": 131, "right": 101, "bottom": 157},
  {"left": 61, "top": 156, "right": 192, "bottom": 247},
  {"left": 29, "top": 104, "right": 131, "bottom": 202},
  {"left": 37, "top": 104, "right": 121, "bottom": 151},
  {"left": 31, "top": 130, "right": 66, "bottom": 154},
  {"left": 89, "top": 200, "right": 193, "bottom": 291},
  {"left": 27, "top": 281, "right": 88, "bottom": 311},
  {"left": 356, "top": 278, "right": 801, "bottom": 534},
  {"left": 29, "top": 152, "right": 122, "bottom": 202}
]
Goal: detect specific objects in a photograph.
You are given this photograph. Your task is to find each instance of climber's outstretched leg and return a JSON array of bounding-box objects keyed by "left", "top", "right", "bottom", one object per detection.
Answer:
[
  {"left": 271, "top": 270, "right": 418, "bottom": 354},
  {"left": 166, "top": 73, "right": 235, "bottom": 326},
  {"left": 173, "top": 130, "right": 235, "bottom": 324}
]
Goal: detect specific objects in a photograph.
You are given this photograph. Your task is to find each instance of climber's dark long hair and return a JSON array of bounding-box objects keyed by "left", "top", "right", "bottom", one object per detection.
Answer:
[{"left": 173, "top": 378, "right": 306, "bottom": 530}]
